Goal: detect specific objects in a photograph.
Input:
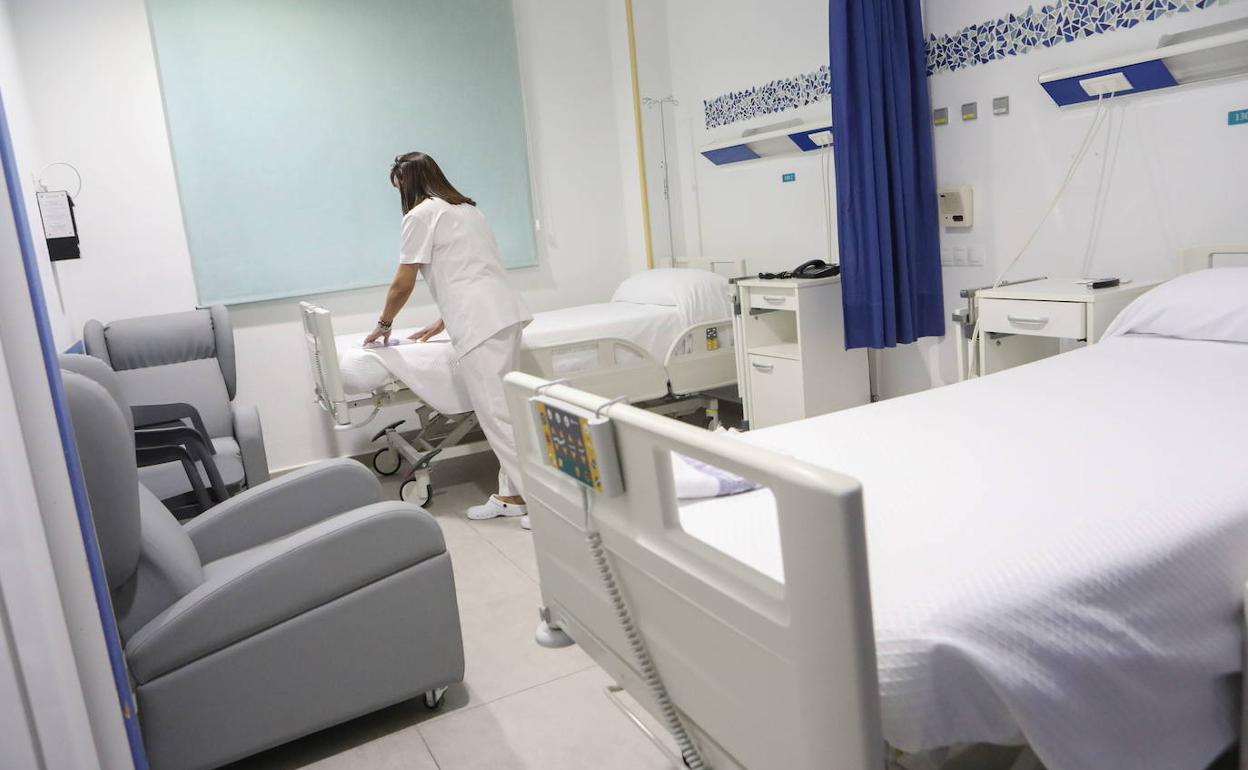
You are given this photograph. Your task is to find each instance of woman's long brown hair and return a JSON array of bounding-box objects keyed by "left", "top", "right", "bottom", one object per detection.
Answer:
[{"left": 390, "top": 152, "right": 475, "bottom": 214}]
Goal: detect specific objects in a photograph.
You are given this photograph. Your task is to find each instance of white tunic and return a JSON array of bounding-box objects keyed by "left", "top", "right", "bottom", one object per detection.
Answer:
[{"left": 398, "top": 197, "right": 531, "bottom": 357}]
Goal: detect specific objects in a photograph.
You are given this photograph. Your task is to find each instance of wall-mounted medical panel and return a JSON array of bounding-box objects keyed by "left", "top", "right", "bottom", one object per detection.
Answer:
[
  {"left": 700, "top": 122, "right": 833, "bottom": 166},
  {"left": 1038, "top": 18, "right": 1248, "bottom": 107}
]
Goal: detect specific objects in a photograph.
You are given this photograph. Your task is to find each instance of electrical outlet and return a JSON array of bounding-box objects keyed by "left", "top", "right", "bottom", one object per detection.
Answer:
[
  {"left": 967, "top": 245, "right": 986, "bottom": 266},
  {"left": 952, "top": 247, "right": 969, "bottom": 266}
]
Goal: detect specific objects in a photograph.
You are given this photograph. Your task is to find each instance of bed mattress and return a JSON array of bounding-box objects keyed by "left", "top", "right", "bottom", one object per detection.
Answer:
[
  {"left": 336, "top": 302, "right": 688, "bottom": 414},
  {"left": 679, "top": 335, "right": 1248, "bottom": 770}
]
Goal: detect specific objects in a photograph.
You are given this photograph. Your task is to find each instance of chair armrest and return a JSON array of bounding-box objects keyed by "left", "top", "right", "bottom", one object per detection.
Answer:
[
  {"left": 126, "top": 502, "right": 446, "bottom": 684},
  {"left": 135, "top": 426, "right": 229, "bottom": 502},
  {"left": 132, "top": 402, "right": 212, "bottom": 451},
  {"left": 135, "top": 444, "right": 212, "bottom": 512},
  {"left": 183, "top": 458, "right": 383, "bottom": 562},
  {"left": 231, "top": 402, "right": 269, "bottom": 485}
]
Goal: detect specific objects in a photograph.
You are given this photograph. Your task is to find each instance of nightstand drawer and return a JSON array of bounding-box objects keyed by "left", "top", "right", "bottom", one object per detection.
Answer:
[
  {"left": 747, "top": 354, "right": 804, "bottom": 428},
  {"left": 979, "top": 298, "right": 1087, "bottom": 339},
  {"left": 748, "top": 288, "right": 796, "bottom": 313}
]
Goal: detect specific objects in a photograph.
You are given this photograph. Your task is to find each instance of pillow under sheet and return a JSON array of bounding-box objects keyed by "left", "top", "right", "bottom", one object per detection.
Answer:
[
  {"left": 611, "top": 268, "right": 732, "bottom": 326},
  {"left": 1103, "top": 267, "right": 1248, "bottom": 344}
]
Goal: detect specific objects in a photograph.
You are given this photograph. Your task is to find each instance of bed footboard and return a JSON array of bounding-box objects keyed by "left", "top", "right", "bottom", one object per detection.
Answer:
[
  {"left": 299, "top": 302, "right": 352, "bottom": 426},
  {"left": 665, "top": 319, "right": 738, "bottom": 396},
  {"left": 504, "top": 372, "right": 882, "bottom": 770}
]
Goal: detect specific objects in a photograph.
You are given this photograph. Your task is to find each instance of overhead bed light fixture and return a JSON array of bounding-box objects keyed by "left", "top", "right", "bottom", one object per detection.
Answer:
[
  {"left": 1039, "top": 17, "right": 1248, "bottom": 106},
  {"left": 701, "top": 118, "right": 833, "bottom": 166}
]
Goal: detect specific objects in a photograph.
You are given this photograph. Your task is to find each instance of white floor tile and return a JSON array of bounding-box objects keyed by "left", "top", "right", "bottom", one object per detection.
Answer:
[
  {"left": 452, "top": 578, "right": 595, "bottom": 706},
  {"left": 419, "top": 668, "right": 677, "bottom": 770}
]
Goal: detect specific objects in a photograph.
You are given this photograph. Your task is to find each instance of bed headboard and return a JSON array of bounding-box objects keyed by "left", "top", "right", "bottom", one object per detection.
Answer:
[
  {"left": 1180, "top": 243, "right": 1248, "bottom": 273},
  {"left": 670, "top": 256, "right": 748, "bottom": 279}
]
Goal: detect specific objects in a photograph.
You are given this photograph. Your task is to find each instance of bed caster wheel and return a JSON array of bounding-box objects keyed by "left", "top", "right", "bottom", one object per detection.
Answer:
[
  {"left": 400, "top": 474, "right": 433, "bottom": 507},
  {"left": 423, "top": 686, "right": 448, "bottom": 710},
  {"left": 371, "top": 447, "right": 402, "bottom": 476}
]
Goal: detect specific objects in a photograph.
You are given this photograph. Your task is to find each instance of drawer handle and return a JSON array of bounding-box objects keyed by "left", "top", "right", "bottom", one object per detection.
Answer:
[
  {"left": 762, "top": 295, "right": 787, "bottom": 304},
  {"left": 1006, "top": 314, "right": 1049, "bottom": 327},
  {"left": 751, "top": 362, "right": 775, "bottom": 373}
]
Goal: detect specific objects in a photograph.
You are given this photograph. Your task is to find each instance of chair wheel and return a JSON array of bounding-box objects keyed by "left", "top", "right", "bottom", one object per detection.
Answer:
[
  {"left": 371, "top": 448, "right": 402, "bottom": 476},
  {"left": 400, "top": 475, "right": 433, "bottom": 507},
  {"left": 423, "top": 687, "right": 447, "bottom": 710}
]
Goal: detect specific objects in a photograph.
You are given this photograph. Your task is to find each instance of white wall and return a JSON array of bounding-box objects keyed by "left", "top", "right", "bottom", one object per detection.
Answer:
[
  {"left": 636, "top": 0, "right": 837, "bottom": 276},
  {"left": 8, "top": 0, "right": 637, "bottom": 470},
  {"left": 0, "top": 1, "right": 71, "bottom": 349},
  {"left": 631, "top": 0, "right": 1248, "bottom": 397},
  {"left": 883, "top": 0, "right": 1248, "bottom": 396}
]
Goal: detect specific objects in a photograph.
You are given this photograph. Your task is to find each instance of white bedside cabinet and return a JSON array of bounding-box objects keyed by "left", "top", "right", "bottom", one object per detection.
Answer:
[
  {"left": 975, "top": 278, "right": 1160, "bottom": 377},
  {"left": 735, "top": 276, "right": 869, "bottom": 429}
]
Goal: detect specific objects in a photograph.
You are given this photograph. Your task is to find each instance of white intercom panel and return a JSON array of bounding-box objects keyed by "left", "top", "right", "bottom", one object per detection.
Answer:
[{"left": 937, "top": 186, "right": 974, "bottom": 229}]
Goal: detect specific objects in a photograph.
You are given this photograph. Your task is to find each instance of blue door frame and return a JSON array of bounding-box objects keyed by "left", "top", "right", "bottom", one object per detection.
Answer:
[{"left": 0, "top": 91, "right": 149, "bottom": 768}]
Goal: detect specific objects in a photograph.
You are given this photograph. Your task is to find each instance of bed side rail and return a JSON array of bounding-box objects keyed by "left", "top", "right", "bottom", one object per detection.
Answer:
[
  {"left": 504, "top": 372, "right": 882, "bottom": 770},
  {"left": 520, "top": 337, "right": 669, "bottom": 403},
  {"left": 299, "top": 302, "right": 351, "bottom": 426},
  {"left": 665, "top": 319, "right": 737, "bottom": 396}
]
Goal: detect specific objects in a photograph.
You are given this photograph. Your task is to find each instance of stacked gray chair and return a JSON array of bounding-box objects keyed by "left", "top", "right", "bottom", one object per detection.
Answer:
[
  {"left": 84, "top": 305, "right": 268, "bottom": 515},
  {"left": 61, "top": 364, "right": 465, "bottom": 770}
]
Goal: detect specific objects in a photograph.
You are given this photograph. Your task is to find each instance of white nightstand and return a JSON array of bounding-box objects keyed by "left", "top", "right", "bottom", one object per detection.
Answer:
[
  {"left": 974, "top": 278, "right": 1160, "bottom": 376},
  {"left": 734, "top": 276, "right": 869, "bottom": 429}
]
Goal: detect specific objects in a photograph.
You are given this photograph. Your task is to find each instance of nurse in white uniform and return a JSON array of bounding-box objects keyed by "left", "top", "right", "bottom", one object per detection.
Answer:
[{"left": 364, "top": 152, "right": 533, "bottom": 528}]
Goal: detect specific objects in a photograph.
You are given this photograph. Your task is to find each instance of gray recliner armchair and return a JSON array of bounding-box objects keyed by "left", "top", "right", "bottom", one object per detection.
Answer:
[
  {"left": 62, "top": 367, "right": 465, "bottom": 770},
  {"left": 84, "top": 305, "right": 268, "bottom": 515}
]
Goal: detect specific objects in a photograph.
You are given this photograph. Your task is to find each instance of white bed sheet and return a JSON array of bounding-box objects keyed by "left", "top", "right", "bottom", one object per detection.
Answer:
[
  {"left": 679, "top": 335, "right": 1248, "bottom": 770},
  {"left": 336, "top": 302, "right": 688, "bottom": 414}
]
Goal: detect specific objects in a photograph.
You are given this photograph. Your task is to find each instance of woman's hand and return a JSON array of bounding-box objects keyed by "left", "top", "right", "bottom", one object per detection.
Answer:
[
  {"left": 409, "top": 318, "right": 445, "bottom": 342},
  {"left": 363, "top": 322, "right": 392, "bottom": 347}
]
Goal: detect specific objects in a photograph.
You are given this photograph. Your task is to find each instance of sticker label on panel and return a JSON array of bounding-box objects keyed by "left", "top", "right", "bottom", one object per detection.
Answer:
[
  {"left": 706, "top": 326, "right": 720, "bottom": 351},
  {"left": 1230, "top": 109, "right": 1248, "bottom": 126}
]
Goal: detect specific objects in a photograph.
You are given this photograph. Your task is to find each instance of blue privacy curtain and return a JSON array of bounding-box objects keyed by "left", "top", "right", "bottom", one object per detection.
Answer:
[{"left": 829, "top": 0, "right": 944, "bottom": 348}]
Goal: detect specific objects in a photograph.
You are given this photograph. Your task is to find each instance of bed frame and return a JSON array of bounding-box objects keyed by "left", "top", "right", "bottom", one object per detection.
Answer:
[
  {"left": 511, "top": 246, "right": 1248, "bottom": 770},
  {"left": 504, "top": 372, "right": 881, "bottom": 770},
  {"left": 300, "top": 257, "right": 746, "bottom": 504}
]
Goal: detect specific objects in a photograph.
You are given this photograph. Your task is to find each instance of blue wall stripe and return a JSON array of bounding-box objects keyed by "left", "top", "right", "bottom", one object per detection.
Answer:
[{"left": 0, "top": 91, "right": 149, "bottom": 768}]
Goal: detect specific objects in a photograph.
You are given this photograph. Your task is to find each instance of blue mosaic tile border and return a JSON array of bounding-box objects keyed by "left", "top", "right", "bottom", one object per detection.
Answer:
[
  {"left": 703, "top": 65, "right": 830, "bottom": 130},
  {"left": 926, "top": 0, "right": 1226, "bottom": 74},
  {"left": 703, "top": 0, "right": 1230, "bottom": 128}
]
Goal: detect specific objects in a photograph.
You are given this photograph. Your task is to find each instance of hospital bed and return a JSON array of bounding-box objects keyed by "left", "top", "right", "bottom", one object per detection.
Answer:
[
  {"left": 301, "top": 258, "right": 744, "bottom": 505},
  {"left": 507, "top": 245, "right": 1248, "bottom": 770}
]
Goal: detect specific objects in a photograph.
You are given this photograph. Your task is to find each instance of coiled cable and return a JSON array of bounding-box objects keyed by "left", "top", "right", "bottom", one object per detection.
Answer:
[{"left": 586, "top": 522, "right": 707, "bottom": 769}]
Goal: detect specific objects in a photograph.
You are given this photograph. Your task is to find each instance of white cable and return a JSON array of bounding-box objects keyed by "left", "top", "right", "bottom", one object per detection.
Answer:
[
  {"left": 1080, "top": 102, "right": 1126, "bottom": 279},
  {"left": 35, "top": 161, "right": 83, "bottom": 198},
  {"left": 821, "top": 141, "right": 835, "bottom": 263},
  {"left": 967, "top": 94, "right": 1113, "bottom": 376},
  {"left": 583, "top": 489, "right": 706, "bottom": 769}
]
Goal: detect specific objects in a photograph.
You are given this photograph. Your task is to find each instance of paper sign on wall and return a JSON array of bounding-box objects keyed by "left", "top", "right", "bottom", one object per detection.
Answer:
[{"left": 36, "top": 190, "right": 80, "bottom": 261}]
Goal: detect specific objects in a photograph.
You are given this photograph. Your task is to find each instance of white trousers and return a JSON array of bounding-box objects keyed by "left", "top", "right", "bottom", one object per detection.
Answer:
[{"left": 456, "top": 322, "right": 525, "bottom": 498}]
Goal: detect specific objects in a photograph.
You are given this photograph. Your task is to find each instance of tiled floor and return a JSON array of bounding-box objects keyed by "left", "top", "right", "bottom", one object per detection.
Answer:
[
  {"left": 224, "top": 449, "right": 1240, "bottom": 770},
  {"left": 228, "top": 454, "right": 676, "bottom": 770}
]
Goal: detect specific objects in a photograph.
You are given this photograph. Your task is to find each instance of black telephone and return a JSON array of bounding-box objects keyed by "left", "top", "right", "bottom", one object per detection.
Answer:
[
  {"left": 760, "top": 259, "right": 840, "bottom": 280},
  {"left": 793, "top": 259, "right": 839, "bottom": 278}
]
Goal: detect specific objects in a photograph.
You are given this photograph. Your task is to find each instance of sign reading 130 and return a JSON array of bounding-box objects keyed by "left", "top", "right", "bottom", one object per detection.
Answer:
[{"left": 1230, "top": 109, "right": 1248, "bottom": 126}]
